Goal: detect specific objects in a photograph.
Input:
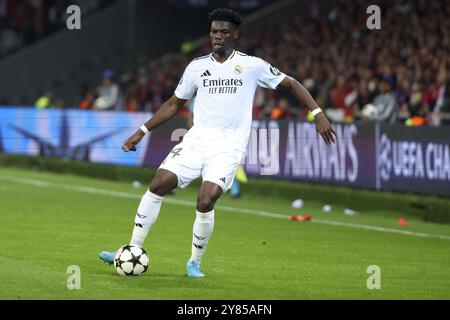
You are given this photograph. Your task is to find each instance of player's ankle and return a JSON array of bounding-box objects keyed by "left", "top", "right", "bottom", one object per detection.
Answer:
[{"left": 189, "top": 257, "right": 201, "bottom": 264}]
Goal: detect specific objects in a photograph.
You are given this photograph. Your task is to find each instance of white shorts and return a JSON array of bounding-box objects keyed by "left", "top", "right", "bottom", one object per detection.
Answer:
[{"left": 159, "top": 142, "right": 244, "bottom": 192}]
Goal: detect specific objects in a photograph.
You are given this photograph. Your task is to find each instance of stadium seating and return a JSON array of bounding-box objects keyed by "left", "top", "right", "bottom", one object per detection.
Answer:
[
  {"left": 110, "top": 0, "right": 450, "bottom": 126},
  {"left": 0, "top": 0, "right": 115, "bottom": 59},
  {"left": 1, "top": 0, "right": 449, "bottom": 126}
]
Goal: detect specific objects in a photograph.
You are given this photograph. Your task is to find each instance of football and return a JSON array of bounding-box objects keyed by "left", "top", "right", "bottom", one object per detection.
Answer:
[{"left": 114, "top": 245, "right": 149, "bottom": 276}]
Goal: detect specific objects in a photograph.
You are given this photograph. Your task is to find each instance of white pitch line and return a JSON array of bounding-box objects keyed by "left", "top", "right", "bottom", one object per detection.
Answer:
[{"left": 1, "top": 174, "right": 450, "bottom": 241}]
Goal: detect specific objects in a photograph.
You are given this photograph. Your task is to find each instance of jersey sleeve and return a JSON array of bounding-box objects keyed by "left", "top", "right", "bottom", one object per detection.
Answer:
[
  {"left": 256, "top": 58, "right": 286, "bottom": 89},
  {"left": 174, "top": 62, "right": 197, "bottom": 100}
]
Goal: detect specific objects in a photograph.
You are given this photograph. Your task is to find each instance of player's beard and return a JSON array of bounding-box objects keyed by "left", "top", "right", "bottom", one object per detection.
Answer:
[{"left": 212, "top": 43, "right": 230, "bottom": 55}]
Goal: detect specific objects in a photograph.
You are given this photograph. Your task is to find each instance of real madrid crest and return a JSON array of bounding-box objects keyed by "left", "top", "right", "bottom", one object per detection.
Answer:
[{"left": 234, "top": 64, "right": 243, "bottom": 75}]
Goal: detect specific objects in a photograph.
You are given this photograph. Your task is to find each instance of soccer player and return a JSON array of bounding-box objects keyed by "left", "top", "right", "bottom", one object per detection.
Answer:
[{"left": 99, "top": 8, "right": 336, "bottom": 277}]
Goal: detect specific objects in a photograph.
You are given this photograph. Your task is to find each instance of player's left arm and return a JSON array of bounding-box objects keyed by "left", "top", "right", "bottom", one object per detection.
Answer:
[{"left": 278, "top": 76, "right": 336, "bottom": 146}]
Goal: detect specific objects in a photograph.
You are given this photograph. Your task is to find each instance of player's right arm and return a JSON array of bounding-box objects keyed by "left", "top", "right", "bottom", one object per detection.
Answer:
[{"left": 122, "top": 95, "right": 187, "bottom": 152}]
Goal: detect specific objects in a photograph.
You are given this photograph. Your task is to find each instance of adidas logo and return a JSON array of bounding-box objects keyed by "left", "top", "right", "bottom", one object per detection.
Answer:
[
  {"left": 201, "top": 70, "right": 212, "bottom": 77},
  {"left": 220, "top": 177, "right": 226, "bottom": 183},
  {"left": 193, "top": 243, "right": 203, "bottom": 249},
  {"left": 194, "top": 233, "right": 207, "bottom": 241}
]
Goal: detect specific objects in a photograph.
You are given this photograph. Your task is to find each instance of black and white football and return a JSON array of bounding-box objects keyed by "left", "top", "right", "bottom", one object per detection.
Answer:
[{"left": 114, "top": 245, "right": 149, "bottom": 276}]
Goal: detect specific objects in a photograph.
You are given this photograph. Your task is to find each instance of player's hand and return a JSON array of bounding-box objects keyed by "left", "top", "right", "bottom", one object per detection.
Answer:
[
  {"left": 314, "top": 112, "right": 336, "bottom": 146},
  {"left": 122, "top": 131, "right": 145, "bottom": 152}
]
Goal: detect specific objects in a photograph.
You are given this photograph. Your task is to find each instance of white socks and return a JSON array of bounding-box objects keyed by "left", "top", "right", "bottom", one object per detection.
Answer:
[
  {"left": 190, "top": 210, "right": 215, "bottom": 263},
  {"left": 129, "top": 191, "right": 215, "bottom": 265},
  {"left": 130, "top": 190, "right": 163, "bottom": 247}
]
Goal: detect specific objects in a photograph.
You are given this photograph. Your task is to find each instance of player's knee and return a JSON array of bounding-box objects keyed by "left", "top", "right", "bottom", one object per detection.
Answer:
[
  {"left": 149, "top": 178, "right": 172, "bottom": 196},
  {"left": 196, "top": 196, "right": 216, "bottom": 212}
]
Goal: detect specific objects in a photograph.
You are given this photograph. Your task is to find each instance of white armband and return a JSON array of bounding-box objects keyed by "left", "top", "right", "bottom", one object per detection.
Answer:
[
  {"left": 140, "top": 125, "right": 149, "bottom": 135},
  {"left": 312, "top": 108, "right": 323, "bottom": 117}
]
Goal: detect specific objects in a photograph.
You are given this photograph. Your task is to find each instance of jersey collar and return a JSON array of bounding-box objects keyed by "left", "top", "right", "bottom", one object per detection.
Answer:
[{"left": 210, "top": 50, "right": 236, "bottom": 64}]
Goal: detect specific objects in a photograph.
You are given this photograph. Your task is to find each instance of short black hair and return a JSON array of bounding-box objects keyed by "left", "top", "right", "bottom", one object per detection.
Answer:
[{"left": 208, "top": 8, "right": 242, "bottom": 28}]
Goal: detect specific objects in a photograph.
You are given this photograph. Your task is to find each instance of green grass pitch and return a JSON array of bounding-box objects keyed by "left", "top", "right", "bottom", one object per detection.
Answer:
[{"left": 0, "top": 166, "right": 449, "bottom": 299}]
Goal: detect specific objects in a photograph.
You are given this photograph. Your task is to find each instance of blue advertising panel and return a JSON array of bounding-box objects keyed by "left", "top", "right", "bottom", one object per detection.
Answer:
[{"left": 0, "top": 108, "right": 151, "bottom": 167}]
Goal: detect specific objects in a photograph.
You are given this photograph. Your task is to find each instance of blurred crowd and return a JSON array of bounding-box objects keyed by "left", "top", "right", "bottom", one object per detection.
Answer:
[
  {"left": 31, "top": 0, "right": 450, "bottom": 126},
  {"left": 0, "top": 0, "right": 113, "bottom": 58}
]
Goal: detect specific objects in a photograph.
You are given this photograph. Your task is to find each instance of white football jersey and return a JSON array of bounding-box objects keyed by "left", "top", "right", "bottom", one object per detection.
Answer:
[{"left": 175, "top": 50, "right": 286, "bottom": 152}]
